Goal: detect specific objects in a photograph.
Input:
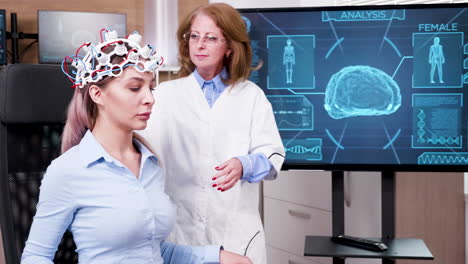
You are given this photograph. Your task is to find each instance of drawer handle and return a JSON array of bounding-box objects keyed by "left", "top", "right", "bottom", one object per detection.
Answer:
[
  {"left": 288, "top": 259, "right": 306, "bottom": 264},
  {"left": 288, "top": 209, "right": 311, "bottom": 219}
]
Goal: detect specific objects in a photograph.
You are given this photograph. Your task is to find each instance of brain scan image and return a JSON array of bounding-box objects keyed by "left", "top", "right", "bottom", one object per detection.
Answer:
[{"left": 324, "top": 65, "right": 401, "bottom": 119}]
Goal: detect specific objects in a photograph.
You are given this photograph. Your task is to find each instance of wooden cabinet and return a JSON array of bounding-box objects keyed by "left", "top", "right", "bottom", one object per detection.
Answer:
[{"left": 263, "top": 170, "right": 332, "bottom": 264}]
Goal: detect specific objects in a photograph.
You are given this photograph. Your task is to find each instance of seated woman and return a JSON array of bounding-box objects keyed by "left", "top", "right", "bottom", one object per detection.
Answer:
[{"left": 21, "top": 29, "right": 252, "bottom": 264}]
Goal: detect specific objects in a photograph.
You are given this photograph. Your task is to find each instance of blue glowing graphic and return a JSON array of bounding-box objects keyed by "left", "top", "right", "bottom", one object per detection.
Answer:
[
  {"left": 283, "top": 138, "right": 322, "bottom": 161},
  {"left": 283, "top": 39, "right": 295, "bottom": 84},
  {"left": 413, "top": 32, "right": 464, "bottom": 88},
  {"left": 324, "top": 65, "right": 401, "bottom": 119},
  {"left": 429, "top": 37, "right": 445, "bottom": 84},
  {"left": 384, "top": 37, "right": 402, "bottom": 58},
  {"left": 464, "top": 58, "right": 468, "bottom": 69},
  {"left": 267, "top": 95, "right": 313, "bottom": 131},
  {"left": 322, "top": 9, "right": 405, "bottom": 22},
  {"left": 464, "top": 73, "right": 468, "bottom": 84},
  {"left": 325, "top": 37, "right": 344, "bottom": 60},
  {"left": 325, "top": 129, "right": 344, "bottom": 150},
  {"left": 412, "top": 94, "right": 463, "bottom": 149},
  {"left": 383, "top": 129, "right": 401, "bottom": 150},
  {"left": 464, "top": 43, "right": 468, "bottom": 54},
  {"left": 241, "top": 16, "right": 251, "bottom": 33},
  {"left": 267, "top": 35, "right": 315, "bottom": 90},
  {"left": 418, "top": 152, "right": 468, "bottom": 165}
]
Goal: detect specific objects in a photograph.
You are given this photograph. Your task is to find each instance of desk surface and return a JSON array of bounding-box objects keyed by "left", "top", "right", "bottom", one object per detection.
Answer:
[{"left": 304, "top": 236, "right": 433, "bottom": 259}]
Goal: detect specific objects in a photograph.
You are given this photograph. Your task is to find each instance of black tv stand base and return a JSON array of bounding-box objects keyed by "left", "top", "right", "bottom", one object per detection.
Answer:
[{"left": 303, "top": 170, "right": 433, "bottom": 263}]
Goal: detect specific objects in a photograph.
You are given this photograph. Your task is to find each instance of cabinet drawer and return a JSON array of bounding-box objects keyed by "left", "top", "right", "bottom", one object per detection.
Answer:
[
  {"left": 267, "top": 245, "right": 330, "bottom": 264},
  {"left": 264, "top": 170, "right": 331, "bottom": 210},
  {"left": 264, "top": 197, "right": 331, "bottom": 256}
]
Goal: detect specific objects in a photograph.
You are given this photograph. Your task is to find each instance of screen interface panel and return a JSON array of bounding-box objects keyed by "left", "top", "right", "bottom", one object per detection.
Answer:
[{"left": 240, "top": 5, "right": 468, "bottom": 169}]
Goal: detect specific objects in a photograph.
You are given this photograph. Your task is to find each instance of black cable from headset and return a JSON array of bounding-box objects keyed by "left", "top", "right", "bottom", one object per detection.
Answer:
[
  {"left": 268, "top": 152, "right": 285, "bottom": 159},
  {"left": 244, "top": 230, "right": 260, "bottom": 256}
]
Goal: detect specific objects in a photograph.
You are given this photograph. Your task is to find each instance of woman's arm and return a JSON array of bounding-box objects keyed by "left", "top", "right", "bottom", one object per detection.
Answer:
[
  {"left": 160, "top": 240, "right": 252, "bottom": 264},
  {"left": 21, "top": 165, "right": 75, "bottom": 264}
]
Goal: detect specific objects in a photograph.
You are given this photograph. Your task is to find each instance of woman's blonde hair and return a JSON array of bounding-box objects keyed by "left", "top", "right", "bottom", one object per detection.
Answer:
[{"left": 177, "top": 3, "right": 253, "bottom": 85}]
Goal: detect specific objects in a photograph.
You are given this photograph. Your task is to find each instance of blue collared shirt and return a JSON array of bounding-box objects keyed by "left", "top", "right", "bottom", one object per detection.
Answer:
[
  {"left": 193, "top": 68, "right": 275, "bottom": 182},
  {"left": 21, "top": 130, "right": 220, "bottom": 264}
]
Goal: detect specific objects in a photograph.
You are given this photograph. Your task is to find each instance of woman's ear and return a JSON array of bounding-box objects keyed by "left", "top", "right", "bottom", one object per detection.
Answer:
[
  {"left": 88, "top": 84, "right": 104, "bottom": 105},
  {"left": 226, "top": 49, "right": 232, "bottom": 58}
]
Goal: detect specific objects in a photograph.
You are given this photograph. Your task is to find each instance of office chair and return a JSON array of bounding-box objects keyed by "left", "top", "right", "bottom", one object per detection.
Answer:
[{"left": 0, "top": 64, "right": 77, "bottom": 263}]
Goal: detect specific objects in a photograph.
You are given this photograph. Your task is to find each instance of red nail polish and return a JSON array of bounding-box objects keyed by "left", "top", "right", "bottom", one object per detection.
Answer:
[
  {"left": 212, "top": 177, "right": 216, "bottom": 180},
  {"left": 221, "top": 189, "right": 225, "bottom": 192},
  {"left": 217, "top": 187, "right": 221, "bottom": 190},
  {"left": 212, "top": 184, "right": 217, "bottom": 187}
]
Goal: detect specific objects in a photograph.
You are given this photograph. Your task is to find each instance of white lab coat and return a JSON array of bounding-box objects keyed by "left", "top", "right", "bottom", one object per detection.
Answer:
[{"left": 142, "top": 73, "right": 285, "bottom": 264}]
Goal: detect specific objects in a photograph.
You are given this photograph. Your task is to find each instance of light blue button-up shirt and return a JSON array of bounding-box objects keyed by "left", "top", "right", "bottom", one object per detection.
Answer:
[
  {"left": 193, "top": 68, "right": 275, "bottom": 183},
  {"left": 21, "top": 130, "right": 220, "bottom": 264}
]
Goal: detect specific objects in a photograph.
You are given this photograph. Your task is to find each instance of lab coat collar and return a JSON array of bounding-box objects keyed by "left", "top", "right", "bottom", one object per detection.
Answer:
[{"left": 193, "top": 67, "right": 229, "bottom": 93}]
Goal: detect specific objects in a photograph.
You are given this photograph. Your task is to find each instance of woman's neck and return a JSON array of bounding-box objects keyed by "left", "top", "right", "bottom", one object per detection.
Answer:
[
  {"left": 91, "top": 117, "right": 137, "bottom": 160},
  {"left": 197, "top": 65, "right": 223, "bottom": 81}
]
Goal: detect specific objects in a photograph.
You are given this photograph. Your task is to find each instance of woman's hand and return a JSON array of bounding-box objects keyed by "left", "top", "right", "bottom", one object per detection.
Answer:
[
  {"left": 212, "top": 158, "right": 243, "bottom": 192},
  {"left": 219, "top": 250, "right": 253, "bottom": 264}
]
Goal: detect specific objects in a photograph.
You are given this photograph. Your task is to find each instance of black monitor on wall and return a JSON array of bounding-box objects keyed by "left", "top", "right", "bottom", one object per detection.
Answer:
[
  {"left": 239, "top": 3, "right": 468, "bottom": 171},
  {"left": 38, "top": 10, "right": 126, "bottom": 64},
  {"left": 0, "top": 10, "right": 6, "bottom": 65}
]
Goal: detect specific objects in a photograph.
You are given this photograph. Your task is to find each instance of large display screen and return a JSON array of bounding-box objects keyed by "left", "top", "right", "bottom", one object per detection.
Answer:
[
  {"left": 240, "top": 4, "right": 468, "bottom": 171},
  {"left": 0, "top": 10, "right": 6, "bottom": 65},
  {"left": 38, "top": 10, "right": 126, "bottom": 64}
]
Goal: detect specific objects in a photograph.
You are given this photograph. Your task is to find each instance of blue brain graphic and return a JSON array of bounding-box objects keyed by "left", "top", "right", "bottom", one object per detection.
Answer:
[{"left": 324, "top": 65, "right": 401, "bottom": 119}]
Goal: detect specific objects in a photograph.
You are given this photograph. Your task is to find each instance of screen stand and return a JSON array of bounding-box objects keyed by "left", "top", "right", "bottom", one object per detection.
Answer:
[
  {"left": 332, "top": 170, "right": 345, "bottom": 264},
  {"left": 304, "top": 170, "right": 433, "bottom": 263},
  {"left": 6, "top": 13, "right": 38, "bottom": 64}
]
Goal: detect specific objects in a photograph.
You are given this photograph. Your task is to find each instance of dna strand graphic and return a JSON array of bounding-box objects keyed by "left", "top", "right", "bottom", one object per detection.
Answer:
[
  {"left": 416, "top": 109, "right": 426, "bottom": 143},
  {"left": 418, "top": 152, "right": 468, "bottom": 165},
  {"left": 426, "top": 136, "right": 461, "bottom": 145},
  {"left": 285, "top": 145, "right": 321, "bottom": 154}
]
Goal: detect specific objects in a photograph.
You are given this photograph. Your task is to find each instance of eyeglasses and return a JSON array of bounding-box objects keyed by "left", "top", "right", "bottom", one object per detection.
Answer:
[{"left": 183, "top": 31, "right": 226, "bottom": 45}]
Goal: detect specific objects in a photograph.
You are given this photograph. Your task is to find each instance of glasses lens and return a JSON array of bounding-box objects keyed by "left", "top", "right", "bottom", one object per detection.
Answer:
[
  {"left": 185, "top": 32, "right": 200, "bottom": 43},
  {"left": 205, "top": 33, "right": 218, "bottom": 44}
]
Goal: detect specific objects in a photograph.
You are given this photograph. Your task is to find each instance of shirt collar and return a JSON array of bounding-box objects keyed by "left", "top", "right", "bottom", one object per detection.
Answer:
[
  {"left": 193, "top": 68, "right": 229, "bottom": 92},
  {"left": 78, "top": 130, "right": 157, "bottom": 168}
]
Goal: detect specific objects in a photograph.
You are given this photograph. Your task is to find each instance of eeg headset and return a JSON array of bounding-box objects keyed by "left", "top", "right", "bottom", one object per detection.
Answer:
[{"left": 62, "top": 28, "right": 164, "bottom": 89}]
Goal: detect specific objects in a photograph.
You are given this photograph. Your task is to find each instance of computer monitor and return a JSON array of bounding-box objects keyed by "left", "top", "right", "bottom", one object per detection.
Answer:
[
  {"left": 239, "top": 3, "right": 468, "bottom": 171},
  {"left": 0, "top": 9, "right": 7, "bottom": 65},
  {"left": 38, "top": 10, "right": 126, "bottom": 64}
]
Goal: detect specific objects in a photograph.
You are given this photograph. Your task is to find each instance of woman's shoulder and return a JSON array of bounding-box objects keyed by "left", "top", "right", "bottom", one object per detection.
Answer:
[
  {"left": 233, "top": 79, "right": 266, "bottom": 96},
  {"left": 40, "top": 146, "right": 83, "bottom": 191},
  {"left": 46, "top": 145, "right": 82, "bottom": 175}
]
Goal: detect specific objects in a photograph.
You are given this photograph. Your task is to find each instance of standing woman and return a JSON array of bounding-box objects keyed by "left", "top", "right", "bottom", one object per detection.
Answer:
[
  {"left": 21, "top": 29, "right": 251, "bottom": 264},
  {"left": 143, "top": 3, "right": 285, "bottom": 263}
]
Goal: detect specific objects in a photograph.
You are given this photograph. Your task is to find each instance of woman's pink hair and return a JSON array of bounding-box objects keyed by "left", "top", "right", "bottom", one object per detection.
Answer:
[
  {"left": 61, "top": 83, "right": 98, "bottom": 154},
  {"left": 61, "top": 45, "right": 123, "bottom": 153}
]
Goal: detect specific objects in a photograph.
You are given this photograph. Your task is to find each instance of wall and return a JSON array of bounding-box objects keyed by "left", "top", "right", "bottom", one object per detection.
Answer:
[
  {"left": 0, "top": 0, "right": 144, "bottom": 64},
  {"left": 396, "top": 172, "right": 465, "bottom": 264}
]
